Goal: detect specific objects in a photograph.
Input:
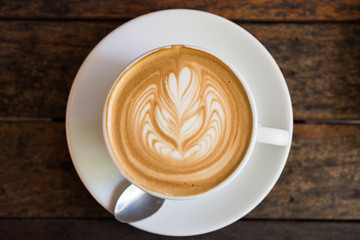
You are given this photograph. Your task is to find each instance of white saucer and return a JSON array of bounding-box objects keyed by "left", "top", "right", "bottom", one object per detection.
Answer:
[{"left": 66, "top": 9, "right": 293, "bottom": 236}]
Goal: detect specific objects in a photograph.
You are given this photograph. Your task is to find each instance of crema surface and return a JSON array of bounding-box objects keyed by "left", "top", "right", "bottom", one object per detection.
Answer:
[{"left": 106, "top": 46, "right": 253, "bottom": 197}]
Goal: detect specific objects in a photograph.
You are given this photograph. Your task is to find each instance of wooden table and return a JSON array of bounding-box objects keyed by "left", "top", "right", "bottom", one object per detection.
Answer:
[{"left": 1, "top": 1, "right": 359, "bottom": 239}]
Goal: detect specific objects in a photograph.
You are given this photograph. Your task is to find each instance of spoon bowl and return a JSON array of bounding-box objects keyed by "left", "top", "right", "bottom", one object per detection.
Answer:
[{"left": 114, "top": 184, "right": 165, "bottom": 223}]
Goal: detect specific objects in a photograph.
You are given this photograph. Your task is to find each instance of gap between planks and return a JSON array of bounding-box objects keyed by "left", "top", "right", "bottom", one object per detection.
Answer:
[
  {"left": 0, "top": 217, "right": 359, "bottom": 223},
  {"left": 0, "top": 17, "right": 359, "bottom": 24}
]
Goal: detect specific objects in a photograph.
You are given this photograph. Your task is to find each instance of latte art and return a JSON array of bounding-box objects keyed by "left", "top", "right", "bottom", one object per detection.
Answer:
[
  {"left": 133, "top": 66, "right": 228, "bottom": 162},
  {"left": 106, "top": 46, "right": 253, "bottom": 197}
]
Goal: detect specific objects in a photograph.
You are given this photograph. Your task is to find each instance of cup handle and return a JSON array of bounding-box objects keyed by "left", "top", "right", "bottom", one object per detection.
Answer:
[{"left": 256, "top": 126, "right": 290, "bottom": 146}]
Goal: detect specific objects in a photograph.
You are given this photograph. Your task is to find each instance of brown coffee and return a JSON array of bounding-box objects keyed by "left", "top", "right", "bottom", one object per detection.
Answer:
[{"left": 106, "top": 45, "right": 253, "bottom": 197}]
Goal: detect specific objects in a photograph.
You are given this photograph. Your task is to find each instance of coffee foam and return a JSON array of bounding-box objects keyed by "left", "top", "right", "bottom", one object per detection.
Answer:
[{"left": 106, "top": 46, "right": 253, "bottom": 197}]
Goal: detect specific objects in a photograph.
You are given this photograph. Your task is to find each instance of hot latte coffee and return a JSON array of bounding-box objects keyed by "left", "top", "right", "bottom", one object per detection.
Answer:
[{"left": 106, "top": 45, "right": 253, "bottom": 197}]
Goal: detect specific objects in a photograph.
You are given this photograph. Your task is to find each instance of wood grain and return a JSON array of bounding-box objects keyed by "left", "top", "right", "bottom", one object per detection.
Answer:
[
  {"left": 0, "top": 122, "right": 108, "bottom": 217},
  {"left": 244, "top": 23, "right": 360, "bottom": 119},
  {"left": 0, "top": 122, "right": 359, "bottom": 219},
  {"left": 0, "top": 0, "right": 359, "bottom": 21},
  {"left": 0, "top": 219, "right": 359, "bottom": 240},
  {"left": 0, "top": 21, "right": 359, "bottom": 119},
  {"left": 0, "top": 21, "right": 114, "bottom": 118},
  {"left": 247, "top": 124, "right": 360, "bottom": 219}
]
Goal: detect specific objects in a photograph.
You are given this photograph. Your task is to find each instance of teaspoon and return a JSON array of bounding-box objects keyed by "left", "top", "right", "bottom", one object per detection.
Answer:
[{"left": 114, "top": 184, "right": 165, "bottom": 223}]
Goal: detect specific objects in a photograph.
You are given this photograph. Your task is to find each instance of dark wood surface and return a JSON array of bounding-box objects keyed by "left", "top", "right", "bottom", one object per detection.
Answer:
[
  {"left": 1, "top": 1, "right": 359, "bottom": 239},
  {"left": 0, "top": 123, "right": 359, "bottom": 219},
  {"left": 1, "top": 0, "right": 359, "bottom": 21},
  {"left": 1, "top": 219, "right": 359, "bottom": 240},
  {"left": 1, "top": 22, "right": 359, "bottom": 119}
]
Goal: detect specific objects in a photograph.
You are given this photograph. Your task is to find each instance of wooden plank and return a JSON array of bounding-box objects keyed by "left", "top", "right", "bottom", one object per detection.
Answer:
[
  {"left": 243, "top": 23, "right": 360, "bottom": 119},
  {"left": 0, "top": 21, "right": 115, "bottom": 118},
  {"left": 0, "top": 21, "right": 359, "bottom": 119},
  {"left": 0, "top": 122, "right": 359, "bottom": 219},
  {"left": 0, "top": 0, "right": 359, "bottom": 21},
  {"left": 0, "top": 219, "right": 359, "bottom": 239},
  {"left": 0, "top": 122, "right": 109, "bottom": 217},
  {"left": 247, "top": 124, "right": 360, "bottom": 219}
]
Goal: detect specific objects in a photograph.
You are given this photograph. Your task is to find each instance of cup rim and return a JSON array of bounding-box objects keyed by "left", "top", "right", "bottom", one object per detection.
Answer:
[{"left": 102, "top": 44, "right": 258, "bottom": 200}]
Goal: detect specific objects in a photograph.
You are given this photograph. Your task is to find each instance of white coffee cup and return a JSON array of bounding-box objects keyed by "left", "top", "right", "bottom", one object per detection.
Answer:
[{"left": 103, "top": 45, "right": 290, "bottom": 200}]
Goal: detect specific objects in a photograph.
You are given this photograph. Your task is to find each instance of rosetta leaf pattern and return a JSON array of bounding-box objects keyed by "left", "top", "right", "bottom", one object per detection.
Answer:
[{"left": 132, "top": 66, "right": 227, "bottom": 160}]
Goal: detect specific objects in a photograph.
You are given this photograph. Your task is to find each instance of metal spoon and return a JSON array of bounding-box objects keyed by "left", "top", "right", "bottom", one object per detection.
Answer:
[{"left": 114, "top": 184, "right": 165, "bottom": 223}]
